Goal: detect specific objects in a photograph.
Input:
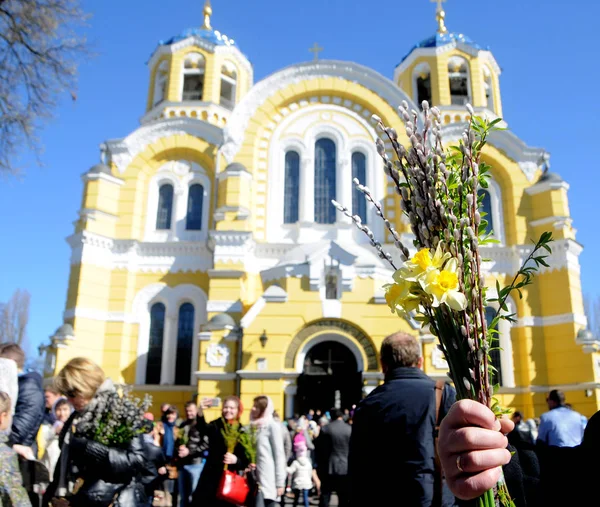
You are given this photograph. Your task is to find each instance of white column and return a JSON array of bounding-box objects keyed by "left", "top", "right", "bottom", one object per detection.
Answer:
[
  {"left": 299, "top": 157, "right": 314, "bottom": 223},
  {"left": 284, "top": 384, "right": 297, "bottom": 419},
  {"left": 160, "top": 314, "right": 177, "bottom": 384},
  {"left": 499, "top": 318, "right": 515, "bottom": 388},
  {"left": 337, "top": 157, "right": 351, "bottom": 223}
]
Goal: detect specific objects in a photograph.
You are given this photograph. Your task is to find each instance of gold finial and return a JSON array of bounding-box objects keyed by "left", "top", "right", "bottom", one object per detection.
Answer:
[
  {"left": 430, "top": 0, "right": 448, "bottom": 34},
  {"left": 309, "top": 42, "right": 324, "bottom": 61},
  {"left": 202, "top": 0, "right": 212, "bottom": 30}
]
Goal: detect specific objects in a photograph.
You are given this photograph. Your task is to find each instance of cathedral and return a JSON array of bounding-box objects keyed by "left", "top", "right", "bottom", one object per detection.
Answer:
[{"left": 42, "top": 1, "right": 600, "bottom": 419}]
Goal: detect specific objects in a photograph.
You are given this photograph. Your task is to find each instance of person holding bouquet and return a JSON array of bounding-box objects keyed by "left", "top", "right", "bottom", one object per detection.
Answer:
[
  {"left": 192, "top": 396, "right": 248, "bottom": 506},
  {"left": 43, "top": 357, "right": 154, "bottom": 507}
]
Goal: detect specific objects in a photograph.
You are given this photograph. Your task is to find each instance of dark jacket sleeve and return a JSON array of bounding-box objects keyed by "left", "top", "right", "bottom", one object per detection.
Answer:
[
  {"left": 9, "top": 373, "right": 45, "bottom": 446},
  {"left": 72, "top": 434, "right": 147, "bottom": 480}
]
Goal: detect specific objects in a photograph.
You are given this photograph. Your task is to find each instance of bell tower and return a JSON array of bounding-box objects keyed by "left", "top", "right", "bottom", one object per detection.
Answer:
[{"left": 394, "top": 0, "right": 502, "bottom": 123}]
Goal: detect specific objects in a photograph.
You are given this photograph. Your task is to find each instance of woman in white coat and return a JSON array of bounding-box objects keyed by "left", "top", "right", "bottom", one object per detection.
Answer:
[{"left": 250, "top": 396, "right": 287, "bottom": 507}]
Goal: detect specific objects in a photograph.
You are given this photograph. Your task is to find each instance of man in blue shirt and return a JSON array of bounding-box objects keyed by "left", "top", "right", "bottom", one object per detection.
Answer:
[{"left": 537, "top": 390, "right": 585, "bottom": 447}]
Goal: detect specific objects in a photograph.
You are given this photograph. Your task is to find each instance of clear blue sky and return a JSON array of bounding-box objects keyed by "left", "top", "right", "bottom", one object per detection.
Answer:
[{"left": 1, "top": 0, "right": 599, "bottom": 356}]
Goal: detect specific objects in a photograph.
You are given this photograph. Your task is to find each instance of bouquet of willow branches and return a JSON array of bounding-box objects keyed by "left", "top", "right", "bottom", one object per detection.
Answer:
[
  {"left": 333, "top": 100, "right": 552, "bottom": 507},
  {"left": 76, "top": 385, "right": 152, "bottom": 447}
]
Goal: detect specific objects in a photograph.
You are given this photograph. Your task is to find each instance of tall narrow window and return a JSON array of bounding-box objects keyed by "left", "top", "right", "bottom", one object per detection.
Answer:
[
  {"left": 156, "top": 184, "right": 174, "bottom": 230},
  {"left": 448, "top": 56, "right": 470, "bottom": 106},
  {"left": 220, "top": 62, "right": 237, "bottom": 110},
  {"left": 284, "top": 151, "right": 300, "bottom": 224},
  {"left": 153, "top": 61, "right": 168, "bottom": 106},
  {"left": 325, "top": 271, "right": 339, "bottom": 300},
  {"left": 146, "top": 303, "right": 165, "bottom": 384},
  {"left": 186, "top": 184, "right": 204, "bottom": 230},
  {"left": 182, "top": 52, "right": 205, "bottom": 101},
  {"left": 352, "top": 152, "right": 367, "bottom": 224},
  {"left": 478, "top": 189, "right": 494, "bottom": 236},
  {"left": 484, "top": 67, "right": 495, "bottom": 113},
  {"left": 314, "top": 138, "right": 336, "bottom": 224},
  {"left": 485, "top": 306, "right": 503, "bottom": 386},
  {"left": 175, "top": 303, "right": 195, "bottom": 385}
]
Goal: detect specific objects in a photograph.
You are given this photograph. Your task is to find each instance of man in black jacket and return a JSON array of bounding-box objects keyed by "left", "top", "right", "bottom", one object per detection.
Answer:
[
  {"left": 177, "top": 401, "right": 205, "bottom": 507},
  {"left": 315, "top": 408, "right": 352, "bottom": 507},
  {"left": 348, "top": 332, "right": 456, "bottom": 507}
]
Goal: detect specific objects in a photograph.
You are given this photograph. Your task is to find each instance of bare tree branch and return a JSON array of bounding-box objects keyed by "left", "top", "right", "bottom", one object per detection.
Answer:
[
  {"left": 0, "top": 288, "right": 30, "bottom": 345},
  {"left": 0, "top": 0, "right": 89, "bottom": 174}
]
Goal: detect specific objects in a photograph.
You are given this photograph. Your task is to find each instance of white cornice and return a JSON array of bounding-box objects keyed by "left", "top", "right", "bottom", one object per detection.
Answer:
[
  {"left": 514, "top": 313, "right": 588, "bottom": 328},
  {"left": 194, "top": 372, "right": 236, "bottom": 380},
  {"left": 222, "top": 60, "right": 421, "bottom": 163},
  {"left": 440, "top": 123, "right": 545, "bottom": 182},
  {"left": 131, "top": 384, "right": 196, "bottom": 392},
  {"left": 525, "top": 179, "right": 570, "bottom": 196},
  {"left": 67, "top": 230, "right": 213, "bottom": 273},
  {"left": 498, "top": 382, "right": 600, "bottom": 395},
  {"left": 78, "top": 208, "right": 119, "bottom": 222},
  {"left": 81, "top": 172, "right": 125, "bottom": 186},
  {"left": 105, "top": 118, "right": 223, "bottom": 173},
  {"left": 236, "top": 370, "right": 300, "bottom": 380},
  {"left": 206, "top": 300, "right": 243, "bottom": 313}
]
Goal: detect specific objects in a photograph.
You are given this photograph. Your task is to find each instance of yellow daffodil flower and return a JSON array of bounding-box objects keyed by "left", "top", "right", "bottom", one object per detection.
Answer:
[
  {"left": 397, "top": 242, "right": 451, "bottom": 282},
  {"left": 383, "top": 280, "right": 421, "bottom": 317},
  {"left": 420, "top": 258, "right": 467, "bottom": 311}
]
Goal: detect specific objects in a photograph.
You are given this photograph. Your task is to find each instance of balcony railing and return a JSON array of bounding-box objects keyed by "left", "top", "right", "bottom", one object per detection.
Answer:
[{"left": 450, "top": 95, "right": 470, "bottom": 106}]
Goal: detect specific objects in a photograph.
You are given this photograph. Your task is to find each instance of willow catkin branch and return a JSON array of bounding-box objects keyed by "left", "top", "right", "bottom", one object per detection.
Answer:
[{"left": 331, "top": 200, "right": 397, "bottom": 270}]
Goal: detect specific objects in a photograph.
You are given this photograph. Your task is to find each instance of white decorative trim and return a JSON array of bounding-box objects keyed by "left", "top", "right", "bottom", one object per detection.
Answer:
[
  {"left": 525, "top": 179, "right": 570, "bottom": 196},
  {"left": 498, "top": 382, "right": 600, "bottom": 395},
  {"left": 321, "top": 299, "right": 342, "bottom": 318},
  {"left": 529, "top": 215, "right": 571, "bottom": 228},
  {"left": 67, "top": 230, "right": 213, "bottom": 273},
  {"left": 295, "top": 333, "right": 365, "bottom": 373},
  {"left": 106, "top": 118, "right": 223, "bottom": 173},
  {"left": 440, "top": 123, "right": 546, "bottom": 182},
  {"left": 514, "top": 313, "right": 588, "bottom": 328},
  {"left": 79, "top": 208, "right": 119, "bottom": 222},
  {"left": 206, "top": 343, "right": 230, "bottom": 367},
  {"left": 262, "top": 285, "right": 288, "bottom": 303},
  {"left": 197, "top": 331, "right": 212, "bottom": 341},
  {"left": 194, "top": 372, "right": 236, "bottom": 380},
  {"left": 206, "top": 300, "right": 243, "bottom": 313},
  {"left": 217, "top": 164, "right": 253, "bottom": 181},
  {"left": 239, "top": 297, "right": 266, "bottom": 329},
  {"left": 236, "top": 371, "right": 300, "bottom": 380},
  {"left": 222, "top": 60, "right": 420, "bottom": 162},
  {"left": 81, "top": 172, "right": 125, "bottom": 186},
  {"left": 431, "top": 347, "right": 449, "bottom": 369}
]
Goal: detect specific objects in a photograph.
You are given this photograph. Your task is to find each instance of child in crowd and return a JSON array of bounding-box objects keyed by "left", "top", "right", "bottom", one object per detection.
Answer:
[
  {"left": 40, "top": 399, "right": 72, "bottom": 481},
  {"left": 286, "top": 441, "right": 318, "bottom": 507},
  {"left": 0, "top": 391, "right": 32, "bottom": 506}
]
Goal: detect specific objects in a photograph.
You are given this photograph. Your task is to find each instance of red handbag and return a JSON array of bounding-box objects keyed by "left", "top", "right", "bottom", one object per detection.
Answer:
[{"left": 216, "top": 469, "right": 250, "bottom": 505}]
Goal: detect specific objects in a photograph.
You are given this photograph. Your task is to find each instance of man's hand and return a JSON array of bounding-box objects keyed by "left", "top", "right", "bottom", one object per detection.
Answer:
[
  {"left": 158, "top": 466, "right": 167, "bottom": 475},
  {"left": 437, "top": 399, "right": 513, "bottom": 500},
  {"left": 277, "top": 487, "right": 285, "bottom": 497},
  {"left": 178, "top": 445, "right": 190, "bottom": 458}
]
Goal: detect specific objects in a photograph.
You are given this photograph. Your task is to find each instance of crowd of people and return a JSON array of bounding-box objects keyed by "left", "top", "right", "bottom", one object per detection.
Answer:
[{"left": 0, "top": 332, "right": 596, "bottom": 507}]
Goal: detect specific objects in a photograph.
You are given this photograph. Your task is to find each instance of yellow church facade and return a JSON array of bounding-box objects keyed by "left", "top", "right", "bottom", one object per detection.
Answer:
[{"left": 43, "top": 3, "right": 600, "bottom": 420}]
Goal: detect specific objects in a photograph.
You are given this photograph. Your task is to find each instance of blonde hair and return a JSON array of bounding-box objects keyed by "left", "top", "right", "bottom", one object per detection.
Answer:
[
  {"left": 54, "top": 357, "right": 106, "bottom": 400},
  {"left": 0, "top": 392, "right": 11, "bottom": 415}
]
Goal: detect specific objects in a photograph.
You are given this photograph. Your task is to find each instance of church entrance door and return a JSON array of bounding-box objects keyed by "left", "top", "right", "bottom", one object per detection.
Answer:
[{"left": 296, "top": 340, "right": 362, "bottom": 415}]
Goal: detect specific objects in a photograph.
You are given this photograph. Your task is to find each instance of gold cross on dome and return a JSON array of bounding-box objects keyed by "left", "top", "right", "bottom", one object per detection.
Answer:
[
  {"left": 430, "top": 0, "right": 448, "bottom": 34},
  {"left": 309, "top": 42, "right": 324, "bottom": 61}
]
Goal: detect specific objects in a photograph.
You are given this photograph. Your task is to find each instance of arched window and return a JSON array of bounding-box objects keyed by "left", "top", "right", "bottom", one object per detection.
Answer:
[
  {"left": 413, "top": 63, "right": 432, "bottom": 107},
  {"left": 314, "top": 138, "right": 336, "bottom": 224},
  {"left": 220, "top": 62, "right": 237, "bottom": 110},
  {"left": 284, "top": 151, "right": 300, "bottom": 224},
  {"left": 485, "top": 306, "right": 503, "bottom": 386},
  {"left": 448, "top": 56, "right": 470, "bottom": 106},
  {"left": 478, "top": 189, "right": 493, "bottom": 236},
  {"left": 182, "top": 52, "right": 205, "bottom": 101},
  {"left": 175, "top": 303, "right": 195, "bottom": 385},
  {"left": 156, "top": 184, "right": 174, "bottom": 230},
  {"left": 186, "top": 183, "right": 204, "bottom": 230},
  {"left": 352, "top": 152, "right": 367, "bottom": 224},
  {"left": 153, "top": 60, "right": 168, "bottom": 106},
  {"left": 483, "top": 67, "right": 495, "bottom": 113},
  {"left": 146, "top": 303, "right": 165, "bottom": 384}
]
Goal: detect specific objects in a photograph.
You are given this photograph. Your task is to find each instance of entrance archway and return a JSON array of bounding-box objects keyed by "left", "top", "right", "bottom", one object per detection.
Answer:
[{"left": 295, "top": 339, "right": 363, "bottom": 415}]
